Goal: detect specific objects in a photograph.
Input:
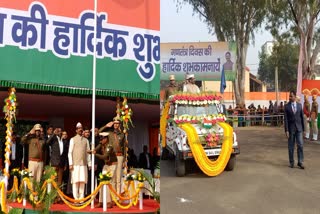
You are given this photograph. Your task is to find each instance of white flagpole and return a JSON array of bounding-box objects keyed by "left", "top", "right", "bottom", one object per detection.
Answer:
[{"left": 91, "top": 0, "right": 97, "bottom": 209}]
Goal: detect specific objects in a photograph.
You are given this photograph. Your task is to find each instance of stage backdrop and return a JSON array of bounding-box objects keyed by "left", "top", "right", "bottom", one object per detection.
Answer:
[
  {"left": 0, "top": 0, "right": 160, "bottom": 100},
  {"left": 161, "top": 42, "right": 236, "bottom": 81}
]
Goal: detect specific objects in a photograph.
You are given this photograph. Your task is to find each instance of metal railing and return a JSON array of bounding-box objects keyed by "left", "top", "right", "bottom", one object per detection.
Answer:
[{"left": 226, "top": 113, "right": 285, "bottom": 127}]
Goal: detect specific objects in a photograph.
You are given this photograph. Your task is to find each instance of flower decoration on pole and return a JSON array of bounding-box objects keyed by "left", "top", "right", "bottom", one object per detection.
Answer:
[
  {"left": 2, "top": 87, "right": 18, "bottom": 213},
  {"left": 135, "top": 172, "right": 146, "bottom": 183},
  {"left": 20, "top": 169, "right": 32, "bottom": 179},
  {"left": 120, "top": 97, "right": 134, "bottom": 131},
  {"left": 10, "top": 168, "right": 20, "bottom": 177},
  {"left": 98, "top": 171, "right": 113, "bottom": 182},
  {"left": 117, "top": 97, "right": 134, "bottom": 176}
]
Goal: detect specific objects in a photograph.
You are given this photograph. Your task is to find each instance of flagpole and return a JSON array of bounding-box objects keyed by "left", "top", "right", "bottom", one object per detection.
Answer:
[{"left": 91, "top": 0, "right": 97, "bottom": 209}]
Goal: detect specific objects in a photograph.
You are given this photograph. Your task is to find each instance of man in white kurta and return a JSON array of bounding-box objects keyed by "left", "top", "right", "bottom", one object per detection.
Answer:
[
  {"left": 68, "top": 123, "right": 92, "bottom": 200},
  {"left": 183, "top": 74, "right": 201, "bottom": 93}
]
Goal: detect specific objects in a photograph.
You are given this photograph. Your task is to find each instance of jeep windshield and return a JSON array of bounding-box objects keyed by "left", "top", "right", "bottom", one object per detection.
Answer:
[{"left": 176, "top": 104, "right": 220, "bottom": 116}]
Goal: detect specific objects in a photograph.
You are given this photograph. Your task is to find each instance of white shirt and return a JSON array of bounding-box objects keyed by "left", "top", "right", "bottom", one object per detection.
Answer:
[{"left": 292, "top": 102, "right": 297, "bottom": 113}]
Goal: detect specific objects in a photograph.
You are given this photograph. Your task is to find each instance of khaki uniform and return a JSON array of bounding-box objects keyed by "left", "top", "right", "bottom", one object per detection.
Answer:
[
  {"left": 108, "top": 130, "right": 125, "bottom": 196},
  {"left": 21, "top": 135, "right": 45, "bottom": 182},
  {"left": 95, "top": 143, "right": 117, "bottom": 203},
  {"left": 311, "top": 100, "right": 318, "bottom": 140},
  {"left": 303, "top": 100, "right": 310, "bottom": 139},
  {"left": 165, "top": 84, "right": 178, "bottom": 100}
]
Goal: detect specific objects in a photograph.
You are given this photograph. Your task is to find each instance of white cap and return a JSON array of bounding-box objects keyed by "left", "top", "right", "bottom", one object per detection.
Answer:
[
  {"left": 99, "top": 132, "right": 109, "bottom": 137},
  {"left": 34, "top": 124, "right": 42, "bottom": 131},
  {"left": 76, "top": 122, "right": 82, "bottom": 128},
  {"left": 186, "top": 74, "right": 195, "bottom": 79},
  {"left": 169, "top": 75, "right": 175, "bottom": 80}
]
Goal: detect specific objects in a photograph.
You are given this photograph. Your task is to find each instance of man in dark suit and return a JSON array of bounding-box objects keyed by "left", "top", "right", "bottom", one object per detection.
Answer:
[
  {"left": 44, "top": 125, "right": 54, "bottom": 166},
  {"left": 284, "top": 90, "right": 305, "bottom": 169},
  {"left": 46, "top": 128, "right": 64, "bottom": 186},
  {"left": 139, "top": 145, "right": 152, "bottom": 170}
]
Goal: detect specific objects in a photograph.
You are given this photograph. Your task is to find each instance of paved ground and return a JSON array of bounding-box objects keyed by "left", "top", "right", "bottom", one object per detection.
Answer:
[{"left": 161, "top": 126, "right": 320, "bottom": 214}]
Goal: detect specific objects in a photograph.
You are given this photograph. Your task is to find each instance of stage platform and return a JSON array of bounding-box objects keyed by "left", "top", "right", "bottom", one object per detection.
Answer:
[{"left": 8, "top": 199, "right": 159, "bottom": 214}]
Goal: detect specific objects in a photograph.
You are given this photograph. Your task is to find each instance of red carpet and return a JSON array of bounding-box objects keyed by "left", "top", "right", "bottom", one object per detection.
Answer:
[{"left": 8, "top": 200, "right": 159, "bottom": 213}]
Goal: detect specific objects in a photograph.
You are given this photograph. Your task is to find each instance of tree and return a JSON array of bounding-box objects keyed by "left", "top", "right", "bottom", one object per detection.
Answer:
[
  {"left": 258, "top": 40, "right": 299, "bottom": 92},
  {"left": 176, "top": 0, "right": 267, "bottom": 105},
  {"left": 267, "top": 0, "right": 320, "bottom": 81}
]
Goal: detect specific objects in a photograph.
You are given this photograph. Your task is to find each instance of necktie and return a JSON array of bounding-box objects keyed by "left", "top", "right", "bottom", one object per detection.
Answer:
[{"left": 292, "top": 104, "right": 296, "bottom": 113}]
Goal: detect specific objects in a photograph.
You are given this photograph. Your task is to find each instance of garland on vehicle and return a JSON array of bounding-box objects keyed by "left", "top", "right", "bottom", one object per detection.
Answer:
[
  {"left": 160, "top": 101, "right": 170, "bottom": 147},
  {"left": 178, "top": 122, "right": 233, "bottom": 176},
  {"left": 170, "top": 92, "right": 222, "bottom": 105}
]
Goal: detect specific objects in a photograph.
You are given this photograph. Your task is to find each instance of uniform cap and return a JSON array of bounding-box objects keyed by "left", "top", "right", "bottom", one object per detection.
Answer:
[
  {"left": 99, "top": 132, "right": 109, "bottom": 138},
  {"left": 169, "top": 75, "right": 175, "bottom": 80},
  {"left": 113, "top": 116, "right": 121, "bottom": 123},
  {"left": 34, "top": 124, "right": 42, "bottom": 131}
]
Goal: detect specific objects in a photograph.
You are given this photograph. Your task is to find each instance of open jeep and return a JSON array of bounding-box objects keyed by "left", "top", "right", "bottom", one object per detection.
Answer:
[{"left": 160, "top": 93, "right": 240, "bottom": 177}]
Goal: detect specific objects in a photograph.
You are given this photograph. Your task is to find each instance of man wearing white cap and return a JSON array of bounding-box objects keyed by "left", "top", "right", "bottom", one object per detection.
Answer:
[
  {"left": 165, "top": 74, "right": 178, "bottom": 100},
  {"left": 68, "top": 122, "right": 92, "bottom": 200},
  {"left": 21, "top": 124, "right": 45, "bottom": 182},
  {"left": 183, "top": 74, "right": 200, "bottom": 93}
]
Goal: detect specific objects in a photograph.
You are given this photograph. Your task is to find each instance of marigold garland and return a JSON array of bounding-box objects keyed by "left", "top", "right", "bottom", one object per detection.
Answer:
[
  {"left": 3, "top": 173, "right": 144, "bottom": 210},
  {"left": 178, "top": 122, "right": 233, "bottom": 176},
  {"left": 160, "top": 101, "right": 170, "bottom": 147},
  {"left": 0, "top": 182, "right": 6, "bottom": 212},
  {"left": 108, "top": 181, "right": 142, "bottom": 200},
  {"left": 2, "top": 88, "right": 18, "bottom": 213},
  {"left": 110, "top": 188, "right": 139, "bottom": 209}
]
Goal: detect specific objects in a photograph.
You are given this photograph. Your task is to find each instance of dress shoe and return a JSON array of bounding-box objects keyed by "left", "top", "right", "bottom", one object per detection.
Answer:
[
  {"left": 297, "top": 163, "right": 305, "bottom": 169},
  {"left": 95, "top": 202, "right": 102, "bottom": 208},
  {"left": 289, "top": 164, "right": 294, "bottom": 168}
]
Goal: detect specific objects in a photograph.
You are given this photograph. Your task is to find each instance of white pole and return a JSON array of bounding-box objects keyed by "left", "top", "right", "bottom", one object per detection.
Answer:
[
  {"left": 91, "top": 0, "right": 97, "bottom": 209},
  {"left": 139, "top": 189, "right": 143, "bottom": 210},
  {"left": 23, "top": 180, "right": 27, "bottom": 207},
  {"left": 103, "top": 184, "right": 107, "bottom": 212}
]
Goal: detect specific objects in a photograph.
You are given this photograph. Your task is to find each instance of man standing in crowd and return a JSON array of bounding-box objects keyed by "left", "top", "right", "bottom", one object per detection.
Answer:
[
  {"left": 164, "top": 74, "right": 178, "bottom": 100},
  {"left": 284, "top": 91, "right": 305, "bottom": 169},
  {"left": 61, "top": 131, "right": 70, "bottom": 195},
  {"left": 100, "top": 117, "right": 125, "bottom": 197},
  {"left": 183, "top": 74, "right": 200, "bottom": 93},
  {"left": 268, "top": 100, "right": 274, "bottom": 115},
  {"left": 139, "top": 145, "right": 152, "bottom": 171},
  {"left": 21, "top": 124, "right": 45, "bottom": 182},
  {"left": 311, "top": 95, "right": 318, "bottom": 141},
  {"left": 303, "top": 95, "right": 311, "bottom": 140},
  {"left": 68, "top": 122, "right": 92, "bottom": 200},
  {"left": 47, "top": 128, "right": 64, "bottom": 188},
  {"left": 44, "top": 125, "right": 53, "bottom": 166}
]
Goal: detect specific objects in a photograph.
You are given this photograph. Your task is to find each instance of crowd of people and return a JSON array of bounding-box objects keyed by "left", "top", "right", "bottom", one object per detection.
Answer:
[{"left": 2, "top": 118, "right": 160, "bottom": 208}]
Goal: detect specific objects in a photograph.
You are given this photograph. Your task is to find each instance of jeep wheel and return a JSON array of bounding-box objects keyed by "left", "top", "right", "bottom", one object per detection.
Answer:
[
  {"left": 175, "top": 158, "right": 186, "bottom": 177},
  {"left": 225, "top": 155, "right": 236, "bottom": 171}
]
